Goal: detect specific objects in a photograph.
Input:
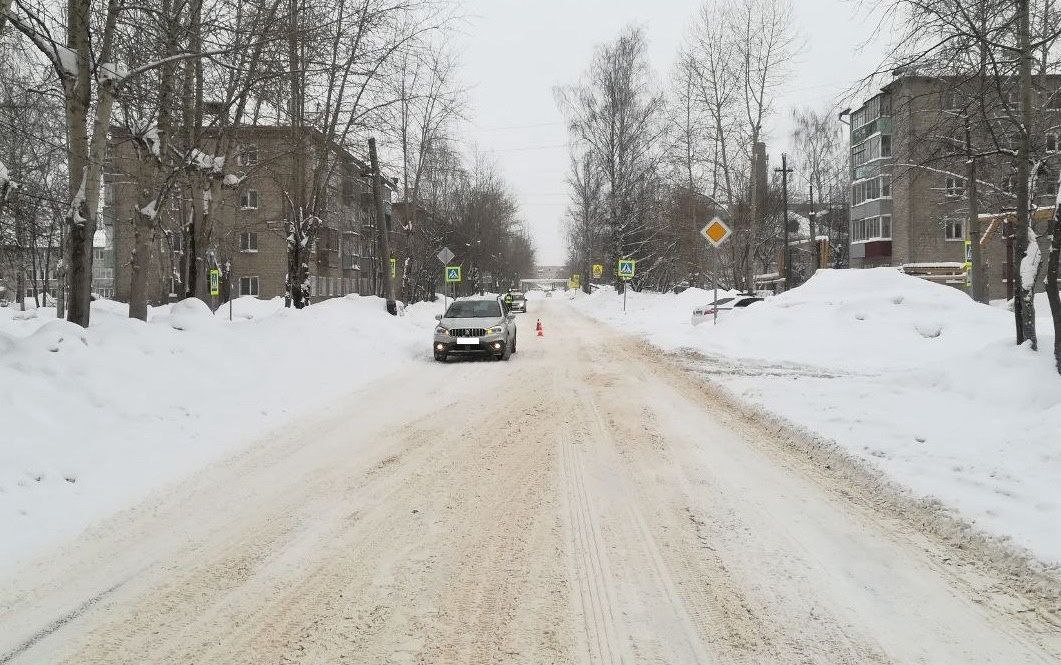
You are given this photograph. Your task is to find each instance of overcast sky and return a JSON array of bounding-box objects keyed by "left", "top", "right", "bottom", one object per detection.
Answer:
[{"left": 453, "top": 0, "right": 889, "bottom": 266}]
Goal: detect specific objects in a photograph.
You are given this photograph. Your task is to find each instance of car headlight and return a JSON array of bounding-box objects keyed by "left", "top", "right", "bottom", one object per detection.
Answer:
[
  {"left": 486, "top": 325, "right": 504, "bottom": 335},
  {"left": 435, "top": 325, "right": 448, "bottom": 335}
]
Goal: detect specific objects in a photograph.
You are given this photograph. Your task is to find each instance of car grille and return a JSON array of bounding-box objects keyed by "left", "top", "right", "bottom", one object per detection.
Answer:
[{"left": 449, "top": 328, "right": 486, "bottom": 337}]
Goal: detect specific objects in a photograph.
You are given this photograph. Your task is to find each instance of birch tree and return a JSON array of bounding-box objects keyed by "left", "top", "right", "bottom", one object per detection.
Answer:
[{"left": 556, "top": 25, "right": 666, "bottom": 290}]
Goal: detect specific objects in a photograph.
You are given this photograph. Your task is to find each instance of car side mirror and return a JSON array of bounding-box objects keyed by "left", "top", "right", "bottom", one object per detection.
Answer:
[
  {"left": 434, "top": 314, "right": 442, "bottom": 321},
  {"left": 506, "top": 313, "right": 516, "bottom": 321}
]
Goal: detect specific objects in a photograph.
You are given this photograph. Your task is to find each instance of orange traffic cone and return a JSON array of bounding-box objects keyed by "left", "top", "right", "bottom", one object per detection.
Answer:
[{"left": 536, "top": 319, "right": 544, "bottom": 336}]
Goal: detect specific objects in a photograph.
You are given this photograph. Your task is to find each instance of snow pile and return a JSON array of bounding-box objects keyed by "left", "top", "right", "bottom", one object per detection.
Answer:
[
  {"left": 0, "top": 295, "right": 442, "bottom": 566},
  {"left": 575, "top": 269, "right": 1061, "bottom": 563}
]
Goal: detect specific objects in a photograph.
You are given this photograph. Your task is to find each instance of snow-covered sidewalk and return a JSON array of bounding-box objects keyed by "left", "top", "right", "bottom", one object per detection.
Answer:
[
  {"left": 572, "top": 269, "right": 1061, "bottom": 565},
  {"left": 0, "top": 296, "right": 440, "bottom": 566}
]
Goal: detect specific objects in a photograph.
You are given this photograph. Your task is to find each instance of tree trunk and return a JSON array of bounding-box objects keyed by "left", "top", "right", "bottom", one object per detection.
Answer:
[
  {"left": 1014, "top": 0, "right": 1038, "bottom": 347},
  {"left": 1046, "top": 199, "right": 1060, "bottom": 374},
  {"left": 128, "top": 210, "right": 154, "bottom": 321}
]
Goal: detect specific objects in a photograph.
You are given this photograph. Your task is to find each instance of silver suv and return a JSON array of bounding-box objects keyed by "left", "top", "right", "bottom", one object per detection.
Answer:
[{"left": 433, "top": 297, "right": 518, "bottom": 362}]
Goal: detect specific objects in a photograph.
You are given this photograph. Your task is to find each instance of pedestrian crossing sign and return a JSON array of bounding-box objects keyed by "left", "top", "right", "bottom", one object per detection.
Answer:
[
  {"left": 617, "top": 259, "right": 636, "bottom": 279},
  {"left": 208, "top": 269, "right": 220, "bottom": 296},
  {"left": 445, "top": 266, "right": 462, "bottom": 283}
]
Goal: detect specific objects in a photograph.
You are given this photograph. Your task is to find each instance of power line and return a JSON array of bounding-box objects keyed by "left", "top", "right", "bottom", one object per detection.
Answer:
[{"left": 473, "top": 121, "right": 566, "bottom": 132}]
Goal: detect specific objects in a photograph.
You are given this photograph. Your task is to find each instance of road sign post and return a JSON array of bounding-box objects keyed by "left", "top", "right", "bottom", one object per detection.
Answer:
[
  {"left": 436, "top": 248, "right": 455, "bottom": 310},
  {"left": 701, "top": 217, "right": 733, "bottom": 326},
  {"left": 616, "top": 260, "right": 636, "bottom": 312},
  {"left": 209, "top": 269, "right": 220, "bottom": 297}
]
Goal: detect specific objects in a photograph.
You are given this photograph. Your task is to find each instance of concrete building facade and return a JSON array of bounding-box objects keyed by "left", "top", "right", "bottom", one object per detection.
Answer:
[
  {"left": 107, "top": 126, "right": 395, "bottom": 307},
  {"left": 846, "top": 74, "right": 1061, "bottom": 300}
]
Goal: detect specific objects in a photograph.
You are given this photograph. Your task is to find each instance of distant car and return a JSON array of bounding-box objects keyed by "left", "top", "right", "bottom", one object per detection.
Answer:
[
  {"left": 433, "top": 296, "right": 518, "bottom": 362},
  {"left": 691, "top": 294, "right": 763, "bottom": 325},
  {"left": 505, "top": 290, "right": 527, "bottom": 312},
  {"left": 545, "top": 289, "right": 553, "bottom": 298}
]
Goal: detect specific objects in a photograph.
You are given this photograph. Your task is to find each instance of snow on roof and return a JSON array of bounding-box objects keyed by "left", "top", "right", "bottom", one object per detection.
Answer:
[{"left": 93, "top": 228, "right": 109, "bottom": 249}]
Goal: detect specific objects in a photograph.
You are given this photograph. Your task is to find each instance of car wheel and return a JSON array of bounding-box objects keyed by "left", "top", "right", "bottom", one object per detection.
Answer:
[{"left": 500, "top": 340, "right": 512, "bottom": 361}]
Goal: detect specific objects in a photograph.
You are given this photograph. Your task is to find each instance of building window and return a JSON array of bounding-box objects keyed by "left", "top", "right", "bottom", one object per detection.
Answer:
[
  {"left": 851, "top": 215, "right": 892, "bottom": 243},
  {"left": 852, "top": 176, "right": 890, "bottom": 206},
  {"left": 1044, "top": 177, "right": 1059, "bottom": 197},
  {"left": 239, "top": 275, "right": 259, "bottom": 296},
  {"left": 240, "top": 189, "right": 259, "bottom": 210},
  {"left": 1007, "top": 90, "right": 1021, "bottom": 107},
  {"left": 942, "top": 90, "right": 961, "bottom": 110},
  {"left": 1049, "top": 89, "right": 1061, "bottom": 110},
  {"left": 945, "top": 177, "right": 965, "bottom": 197},
  {"left": 944, "top": 218, "right": 965, "bottom": 241},
  {"left": 237, "top": 145, "right": 259, "bottom": 167},
  {"left": 1047, "top": 134, "right": 1059, "bottom": 153},
  {"left": 880, "top": 135, "right": 892, "bottom": 157},
  {"left": 239, "top": 231, "right": 258, "bottom": 252}
]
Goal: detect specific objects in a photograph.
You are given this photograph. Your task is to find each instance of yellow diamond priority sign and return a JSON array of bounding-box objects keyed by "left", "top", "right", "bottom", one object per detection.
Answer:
[{"left": 701, "top": 217, "right": 732, "bottom": 248}]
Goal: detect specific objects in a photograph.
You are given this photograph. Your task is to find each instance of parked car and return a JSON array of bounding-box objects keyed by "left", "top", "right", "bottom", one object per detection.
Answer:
[
  {"left": 433, "top": 296, "right": 518, "bottom": 362},
  {"left": 504, "top": 290, "right": 528, "bottom": 313},
  {"left": 691, "top": 294, "right": 763, "bottom": 325}
]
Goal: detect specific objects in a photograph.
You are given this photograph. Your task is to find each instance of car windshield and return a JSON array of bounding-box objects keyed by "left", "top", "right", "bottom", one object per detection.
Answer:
[
  {"left": 711, "top": 298, "right": 735, "bottom": 307},
  {"left": 445, "top": 300, "right": 502, "bottom": 318},
  {"left": 734, "top": 298, "right": 759, "bottom": 307},
  {"left": 510, "top": 292, "right": 524, "bottom": 298}
]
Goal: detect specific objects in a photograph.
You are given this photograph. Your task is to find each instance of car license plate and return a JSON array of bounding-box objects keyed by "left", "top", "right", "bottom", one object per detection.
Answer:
[{"left": 457, "top": 337, "right": 479, "bottom": 345}]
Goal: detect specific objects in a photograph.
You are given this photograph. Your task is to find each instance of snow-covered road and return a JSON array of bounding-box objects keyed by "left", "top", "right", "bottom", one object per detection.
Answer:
[{"left": 1, "top": 300, "right": 1058, "bottom": 664}]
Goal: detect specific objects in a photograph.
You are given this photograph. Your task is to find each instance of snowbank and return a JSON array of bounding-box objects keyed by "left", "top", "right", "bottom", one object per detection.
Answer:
[
  {"left": 575, "top": 269, "right": 1061, "bottom": 564},
  {"left": 0, "top": 295, "right": 442, "bottom": 566}
]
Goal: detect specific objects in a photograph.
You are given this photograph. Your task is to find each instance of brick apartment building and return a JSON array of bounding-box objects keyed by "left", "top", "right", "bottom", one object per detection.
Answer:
[
  {"left": 845, "top": 74, "right": 1061, "bottom": 299},
  {"left": 107, "top": 126, "right": 396, "bottom": 306}
]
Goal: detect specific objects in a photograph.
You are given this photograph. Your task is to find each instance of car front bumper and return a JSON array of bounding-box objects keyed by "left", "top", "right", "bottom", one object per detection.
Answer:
[{"left": 433, "top": 333, "right": 507, "bottom": 356}]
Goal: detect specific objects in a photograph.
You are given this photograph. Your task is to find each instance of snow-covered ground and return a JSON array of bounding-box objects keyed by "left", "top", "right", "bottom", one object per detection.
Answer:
[
  {"left": 0, "top": 295, "right": 442, "bottom": 566},
  {"left": 573, "top": 269, "right": 1061, "bottom": 564}
]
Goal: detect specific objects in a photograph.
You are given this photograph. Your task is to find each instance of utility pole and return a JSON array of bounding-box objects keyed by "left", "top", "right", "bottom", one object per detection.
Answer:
[
  {"left": 368, "top": 138, "right": 397, "bottom": 315},
  {"left": 808, "top": 183, "right": 818, "bottom": 271},
  {"left": 775, "top": 153, "right": 794, "bottom": 289},
  {"left": 966, "top": 113, "right": 986, "bottom": 303}
]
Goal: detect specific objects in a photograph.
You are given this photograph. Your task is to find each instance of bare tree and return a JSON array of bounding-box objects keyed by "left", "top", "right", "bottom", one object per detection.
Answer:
[
  {"left": 729, "top": 0, "right": 800, "bottom": 288},
  {"left": 556, "top": 25, "right": 666, "bottom": 290},
  {"left": 791, "top": 105, "right": 849, "bottom": 274}
]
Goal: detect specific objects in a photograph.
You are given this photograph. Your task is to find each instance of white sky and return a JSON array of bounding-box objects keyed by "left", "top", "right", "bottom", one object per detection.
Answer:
[{"left": 454, "top": 0, "right": 889, "bottom": 265}]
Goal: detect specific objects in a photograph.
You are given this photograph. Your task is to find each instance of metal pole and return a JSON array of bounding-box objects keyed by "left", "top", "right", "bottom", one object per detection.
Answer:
[
  {"left": 623, "top": 282, "right": 627, "bottom": 313},
  {"left": 780, "top": 153, "right": 791, "bottom": 288},
  {"left": 713, "top": 247, "right": 719, "bottom": 326}
]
